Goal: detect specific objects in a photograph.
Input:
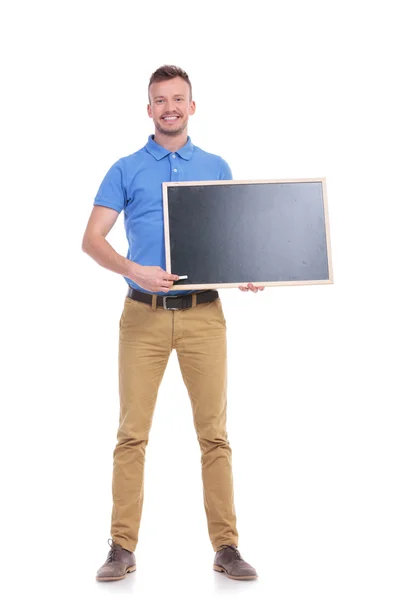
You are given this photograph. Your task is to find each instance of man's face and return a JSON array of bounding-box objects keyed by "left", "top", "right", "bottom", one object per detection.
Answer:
[{"left": 147, "top": 77, "right": 196, "bottom": 137}]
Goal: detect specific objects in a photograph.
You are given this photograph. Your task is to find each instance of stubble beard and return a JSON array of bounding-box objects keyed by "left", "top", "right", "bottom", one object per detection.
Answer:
[{"left": 155, "top": 117, "right": 188, "bottom": 137}]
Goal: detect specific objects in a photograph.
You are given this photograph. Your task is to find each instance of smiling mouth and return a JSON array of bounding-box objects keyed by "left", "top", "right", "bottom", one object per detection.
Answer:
[{"left": 162, "top": 115, "right": 180, "bottom": 122}]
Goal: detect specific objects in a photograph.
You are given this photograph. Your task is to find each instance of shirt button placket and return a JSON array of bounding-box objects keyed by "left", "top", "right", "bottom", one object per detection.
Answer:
[{"left": 171, "top": 154, "right": 180, "bottom": 181}]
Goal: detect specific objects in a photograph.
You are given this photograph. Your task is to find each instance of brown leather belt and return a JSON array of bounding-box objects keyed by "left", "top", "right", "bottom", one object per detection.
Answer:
[{"left": 127, "top": 287, "right": 219, "bottom": 310}]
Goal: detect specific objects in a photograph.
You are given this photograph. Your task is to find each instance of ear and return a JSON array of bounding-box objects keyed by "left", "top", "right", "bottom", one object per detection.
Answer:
[
  {"left": 189, "top": 100, "right": 196, "bottom": 116},
  {"left": 147, "top": 104, "right": 152, "bottom": 118}
]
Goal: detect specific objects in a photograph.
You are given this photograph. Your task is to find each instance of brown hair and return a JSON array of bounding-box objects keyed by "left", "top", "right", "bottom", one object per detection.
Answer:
[{"left": 148, "top": 65, "right": 192, "bottom": 102}]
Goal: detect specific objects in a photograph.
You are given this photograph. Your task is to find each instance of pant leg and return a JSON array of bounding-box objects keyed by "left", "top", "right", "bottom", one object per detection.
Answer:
[
  {"left": 174, "top": 297, "right": 239, "bottom": 551},
  {"left": 111, "top": 297, "right": 172, "bottom": 552}
]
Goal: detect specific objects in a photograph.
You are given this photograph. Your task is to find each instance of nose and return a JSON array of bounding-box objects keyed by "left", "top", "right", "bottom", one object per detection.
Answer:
[{"left": 165, "top": 100, "right": 177, "bottom": 114}]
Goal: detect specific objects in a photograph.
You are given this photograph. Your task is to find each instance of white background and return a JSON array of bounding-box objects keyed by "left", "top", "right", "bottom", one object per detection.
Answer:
[{"left": 1, "top": 1, "right": 399, "bottom": 598}]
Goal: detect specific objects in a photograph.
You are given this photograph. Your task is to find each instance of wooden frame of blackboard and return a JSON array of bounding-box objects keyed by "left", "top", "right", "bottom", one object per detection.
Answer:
[{"left": 162, "top": 178, "right": 333, "bottom": 290}]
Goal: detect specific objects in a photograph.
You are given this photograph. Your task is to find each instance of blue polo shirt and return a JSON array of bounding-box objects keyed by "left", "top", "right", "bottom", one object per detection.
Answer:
[{"left": 93, "top": 134, "right": 233, "bottom": 295}]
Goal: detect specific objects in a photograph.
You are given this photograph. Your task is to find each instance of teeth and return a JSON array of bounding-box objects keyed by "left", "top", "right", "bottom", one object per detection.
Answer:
[{"left": 163, "top": 116, "right": 178, "bottom": 120}]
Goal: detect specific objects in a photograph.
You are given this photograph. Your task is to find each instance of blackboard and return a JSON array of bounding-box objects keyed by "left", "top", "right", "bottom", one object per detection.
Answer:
[{"left": 162, "top": 179, "right": 333, "bottom": 290}]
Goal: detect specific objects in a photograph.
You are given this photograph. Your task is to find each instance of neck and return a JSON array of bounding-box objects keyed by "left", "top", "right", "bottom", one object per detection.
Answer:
[{"left": 153, "top": 129, "right": 189, "bottom": 152}]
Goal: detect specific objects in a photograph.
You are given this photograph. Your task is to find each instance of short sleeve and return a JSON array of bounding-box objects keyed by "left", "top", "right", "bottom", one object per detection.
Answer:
[
  {"left": 218, "top": 157, "right": 233, "bottom": 180},
  {"left": 93, "top": 159, "right": 126, "bottom": 213}
]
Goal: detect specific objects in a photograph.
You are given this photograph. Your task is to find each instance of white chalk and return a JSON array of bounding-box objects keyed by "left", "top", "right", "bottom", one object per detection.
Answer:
[{"left": 177, "top": 275, "right": 188, "bottom": 280}]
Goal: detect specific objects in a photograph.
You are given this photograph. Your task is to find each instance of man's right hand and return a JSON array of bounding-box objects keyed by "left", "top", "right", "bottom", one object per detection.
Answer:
[{"left": 131, "top": 265, "right": 180, "bottom": 293}]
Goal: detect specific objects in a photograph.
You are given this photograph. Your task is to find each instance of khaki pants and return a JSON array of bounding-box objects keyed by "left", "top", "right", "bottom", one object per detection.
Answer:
[{"left": 110, "top": 293, "right": 239, "bottom": 552}]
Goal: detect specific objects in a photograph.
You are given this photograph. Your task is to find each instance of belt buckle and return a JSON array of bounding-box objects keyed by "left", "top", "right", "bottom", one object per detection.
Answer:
[{"left": 162, "top": 295, "right": 180, "bottom": 310}]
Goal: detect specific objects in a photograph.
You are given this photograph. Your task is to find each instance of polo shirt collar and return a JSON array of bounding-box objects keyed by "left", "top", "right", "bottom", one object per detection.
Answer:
[{"left": 145, "top": 135, "right": 194, "bottom": 161}]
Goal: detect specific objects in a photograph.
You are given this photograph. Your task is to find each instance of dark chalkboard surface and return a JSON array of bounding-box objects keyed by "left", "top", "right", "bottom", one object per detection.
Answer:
[{"left": 162, "top": 179, "right": 333, "bottom": 290}]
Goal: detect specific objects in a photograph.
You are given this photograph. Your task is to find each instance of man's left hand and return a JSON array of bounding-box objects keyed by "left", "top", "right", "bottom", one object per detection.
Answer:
[{"left": 239, "top": 283, "right": 265, "bottom": 293}]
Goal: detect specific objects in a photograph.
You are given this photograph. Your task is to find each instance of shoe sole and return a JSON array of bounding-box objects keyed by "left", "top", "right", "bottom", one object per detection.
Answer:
[
  {"left": 96, "top": 564, "right": 136, "bottom": 581},
  {"left": 213, "top": 564, "right": 258, "bottom": 580}
]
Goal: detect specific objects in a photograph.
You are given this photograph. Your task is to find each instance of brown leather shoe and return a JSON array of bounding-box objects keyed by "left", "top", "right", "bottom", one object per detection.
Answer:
[
  {"left": 96, "top": 538, "right": 136, "bottom": 582},
  {"left": 213, "top": 545, "right": 258, "bottom": 580}
]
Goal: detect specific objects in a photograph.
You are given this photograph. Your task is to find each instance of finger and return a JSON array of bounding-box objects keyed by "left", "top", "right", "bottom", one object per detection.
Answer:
[
  {"left": 161, "top": 270, "right": 178, "bottom": 279},
  {"left": 239, "top": 286, "right": 249, "bottom": 291},
  {"left": 158, "top": 279, "right": 170, "bottom": 288},
  {"left": 158, "top": 280, "right": 174, "bottom": 290},
  {"left": 161, "top": 278, "right": 177, "bottom": 288},
  {"left": 164, "top": 274, "right": 180, "bottom": 281}
]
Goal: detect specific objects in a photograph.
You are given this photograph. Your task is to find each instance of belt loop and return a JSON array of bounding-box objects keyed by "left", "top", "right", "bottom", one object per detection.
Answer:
[
  {"left": 192, "top": 293, "right": 197, "bottom": 308},
  {"left": 151, "top": 294, "right": 157, "bottom": 311}
]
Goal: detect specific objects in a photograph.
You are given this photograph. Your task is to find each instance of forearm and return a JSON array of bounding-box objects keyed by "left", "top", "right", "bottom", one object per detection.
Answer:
[{"left": 82, "top": 234, "right": 140, "bottom": 280}]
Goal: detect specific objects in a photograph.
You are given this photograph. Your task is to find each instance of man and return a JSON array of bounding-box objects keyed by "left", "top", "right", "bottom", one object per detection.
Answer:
[{"left": 82, "top": 65, "right": 264, "bottom": 582}]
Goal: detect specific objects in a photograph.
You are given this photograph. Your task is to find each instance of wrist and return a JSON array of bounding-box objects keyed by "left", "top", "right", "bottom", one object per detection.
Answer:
[{"left": 126, "top": 259, "right": 141, "bottom": 282}]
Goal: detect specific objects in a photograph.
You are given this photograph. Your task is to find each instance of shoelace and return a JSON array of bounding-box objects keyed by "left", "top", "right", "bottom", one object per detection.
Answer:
[
  {"left": 106, "top": 538, "right": 122, "bottom": 562},
  {"left": 219, "top": 544, "right": 243, "bottom": 561}
]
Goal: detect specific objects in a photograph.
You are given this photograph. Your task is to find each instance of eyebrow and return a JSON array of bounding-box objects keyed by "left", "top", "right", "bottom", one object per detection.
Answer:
[{"left": 154, "top": 94, "right": 185, "bottom": 99}]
